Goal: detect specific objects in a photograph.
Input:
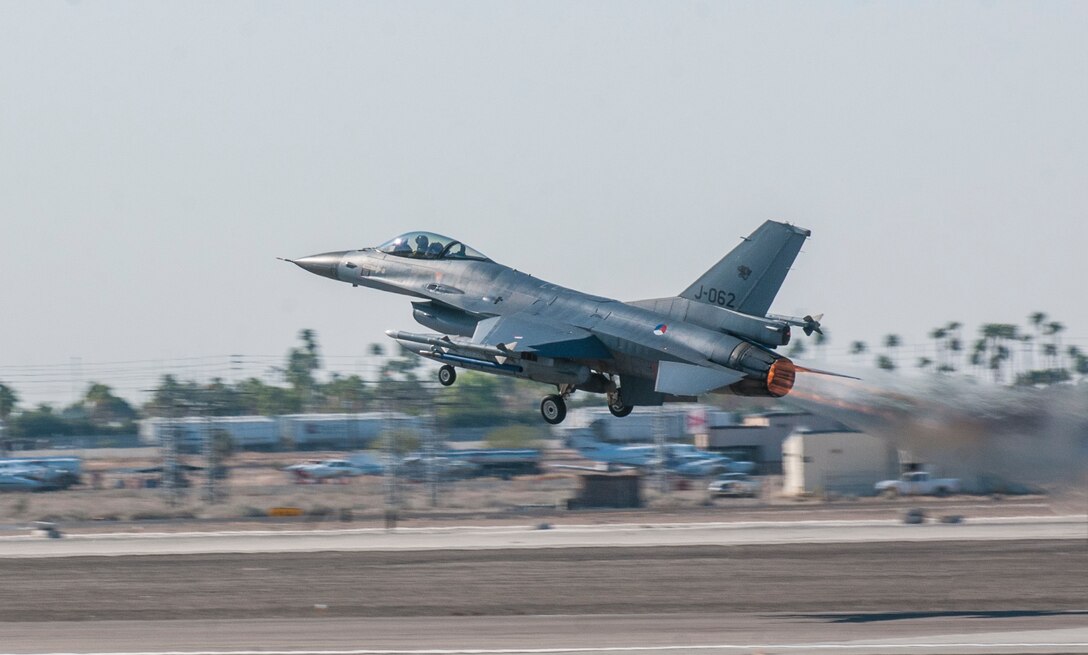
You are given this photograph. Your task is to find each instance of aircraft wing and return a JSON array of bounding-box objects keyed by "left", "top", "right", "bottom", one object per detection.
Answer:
[{"left": 472, "top": 315, "right": 612, "bottom": 359}]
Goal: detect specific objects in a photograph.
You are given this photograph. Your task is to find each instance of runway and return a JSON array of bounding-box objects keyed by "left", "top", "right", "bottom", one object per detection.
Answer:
[
  {"left": 0, "top": 515, "right": 1083, "bottom": 557},
  {"left": 1, "top": 614, "right": 1086, "bottom": 654},
  {"left": 0, "top": 516, "right": 1084, "bottom": 655}
]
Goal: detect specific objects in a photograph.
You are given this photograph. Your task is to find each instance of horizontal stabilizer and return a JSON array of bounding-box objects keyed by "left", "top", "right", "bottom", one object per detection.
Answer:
[{"left": 655, "top": 361, "right": 745, "bottom": 396}]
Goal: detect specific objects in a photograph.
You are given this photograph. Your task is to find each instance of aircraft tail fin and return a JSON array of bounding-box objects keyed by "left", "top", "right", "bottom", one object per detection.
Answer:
[{"left": 679, "top": 220, "right": 810, "bottom": 317}]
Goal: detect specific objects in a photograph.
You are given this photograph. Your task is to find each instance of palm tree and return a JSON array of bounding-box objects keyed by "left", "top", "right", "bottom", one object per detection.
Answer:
[
  {"left": 929, "top": 327, "right": 947, "bottom": 371},
  {"left": 980, "top": 323, "right": 1019, "bottom": 383},
  {"left": 970, "top": 339, "right": 987, "bottom": 376},
  {"left": 883, "top": 334, "right": 901, "bottom": 370},
  {"left": 0, "top": 383, "right": 16, "bottom": 421},
  {"left": 1028, "top": 312, "right": 1047, "bottom": 371},
  {"left": 1045, "top": 321, "right": 1065, "bottom": 371},
  {"left": 1070, "top": 346, "right": 1088, "bottom": 379},
  {"left": 850, "top": 341, "right": 868, "bottom": 367},
  {"left": 944, "top": 322, "right": 963, "bottom": 373},
  {"left": 286, "top": 329, "right": 322, "bottom": 409}
]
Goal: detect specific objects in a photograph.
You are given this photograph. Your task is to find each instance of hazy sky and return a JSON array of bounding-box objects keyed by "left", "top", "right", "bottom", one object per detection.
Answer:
[{"left": 1, "top": 1, "right": 1086, "bottom": 404}]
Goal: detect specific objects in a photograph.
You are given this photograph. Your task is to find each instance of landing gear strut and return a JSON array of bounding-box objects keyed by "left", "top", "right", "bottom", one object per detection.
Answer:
[
  {"left": 438, "top": 365, "right": 457, "bottom": 386},
  {"left": 540, "top": 395, "right": 567, "bottom": 425}
]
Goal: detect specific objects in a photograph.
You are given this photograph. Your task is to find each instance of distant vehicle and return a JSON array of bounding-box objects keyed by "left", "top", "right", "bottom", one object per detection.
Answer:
[
  {"left": 434, "top": 449, "right": 541, "bottom": 477},
  {"left": 397, "top": 456, "right": 480, "bottom": 481},
  {"left": 284, "top": 458, "right": 380, "bottom": 482},
  {"left": 875, "top": 471, "right": 961, "bottom": 498},
  {"left": 0, "top": 471, "right": 46, "bottom": 492},
  {"left": 0, "top": 458, "right": 81, "bottom": 490},
  {"left": 570, "top": 436, "right": 755, "bottom": 476},
  {"left": 708, "top": 472, "right": 761, "bottom": 498}
]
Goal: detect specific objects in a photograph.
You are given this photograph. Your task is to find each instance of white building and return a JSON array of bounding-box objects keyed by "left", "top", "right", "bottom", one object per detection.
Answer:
[
  {"left": 782, "top": 429, "right": 898, "bottom": 496},
  {"left": 139, "top": 416, "right": 280, "bottom": 451}
]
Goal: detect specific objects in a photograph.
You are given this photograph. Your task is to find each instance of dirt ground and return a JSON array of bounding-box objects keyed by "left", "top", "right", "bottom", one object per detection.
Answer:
[{"left": 3, "top": 447, "right": 1082, "bottom": 532}]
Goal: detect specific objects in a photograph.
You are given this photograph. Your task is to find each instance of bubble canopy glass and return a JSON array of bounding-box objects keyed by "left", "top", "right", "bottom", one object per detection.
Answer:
[{"left": 376, "top": 231, "right": 491, "bottom": 261}]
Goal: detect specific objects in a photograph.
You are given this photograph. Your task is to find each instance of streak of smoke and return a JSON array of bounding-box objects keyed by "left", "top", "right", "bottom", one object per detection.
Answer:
[{"left": 785, "top": 370, "right": 1088, "bottom": 495}]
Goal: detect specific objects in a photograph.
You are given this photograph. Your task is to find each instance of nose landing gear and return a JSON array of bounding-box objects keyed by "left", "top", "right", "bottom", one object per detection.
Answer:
[
  {"left": 438, "top": 365, "right": 457, "bottom": 386},
  {"left": 540, "top": 384, "right": 575, "bottom": 425}
]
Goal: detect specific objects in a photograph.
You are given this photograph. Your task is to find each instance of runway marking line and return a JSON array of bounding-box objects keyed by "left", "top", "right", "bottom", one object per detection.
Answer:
[
  {"left": 7, "top": 644, "right": 1088, "bottom": 654},
  {"left": 0, "top": 514, "right": 1083, "bottom": 542}
]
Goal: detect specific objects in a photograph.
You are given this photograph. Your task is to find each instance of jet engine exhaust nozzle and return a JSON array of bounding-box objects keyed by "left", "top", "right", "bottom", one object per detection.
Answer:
[{"left": 766, "top": 357, "right": 796, "bottom": 397}]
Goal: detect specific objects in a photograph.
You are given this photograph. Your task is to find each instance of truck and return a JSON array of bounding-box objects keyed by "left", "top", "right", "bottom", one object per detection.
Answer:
[
  {"left": 707, "top": 472, "right": 761, "bottom": 498},
  {"left": 875, "top": 471, "right": 961, "bottom": 498}
]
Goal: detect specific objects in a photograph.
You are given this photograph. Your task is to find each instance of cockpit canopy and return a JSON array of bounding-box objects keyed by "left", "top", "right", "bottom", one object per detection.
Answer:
[{"left": 376, "top": 231, "right": 490, "bottom": 261}]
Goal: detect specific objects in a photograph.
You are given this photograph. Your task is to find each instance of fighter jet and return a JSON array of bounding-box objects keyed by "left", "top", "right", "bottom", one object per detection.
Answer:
[{"left": 285, "top": 220, "right": 846, "bottom": 424}]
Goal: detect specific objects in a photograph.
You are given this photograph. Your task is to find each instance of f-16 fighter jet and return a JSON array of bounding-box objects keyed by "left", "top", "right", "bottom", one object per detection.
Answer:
[{"left": 285, "top": 221, "right": 846, "bottom": 424}]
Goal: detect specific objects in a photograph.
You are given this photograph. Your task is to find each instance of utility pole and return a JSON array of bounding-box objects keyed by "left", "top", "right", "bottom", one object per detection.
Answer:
[
  {"left": 381, "top": 384, "right": 398, "bottom": 530},
  {"left": 161, "top": 416, "right": 182, "bottom": 507},
  {"left": 653, "top": 410, "right": 669, "bottom": 494},
  {"left": 202, "top": 409, "right": 219, "bottom": 504},
  {"left": 426, "top": 410, "right": 438, "bottom": 508}
]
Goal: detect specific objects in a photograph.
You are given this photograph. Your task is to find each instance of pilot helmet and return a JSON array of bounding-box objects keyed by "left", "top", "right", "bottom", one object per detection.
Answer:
[{"left": 415, "top": 234, "right": 429, "bottom": 249}]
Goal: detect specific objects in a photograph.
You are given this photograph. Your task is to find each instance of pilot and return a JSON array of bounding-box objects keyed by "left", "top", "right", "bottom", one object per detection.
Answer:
[{"left": 414, "top": 234, "right": 429, "bottom": 257}]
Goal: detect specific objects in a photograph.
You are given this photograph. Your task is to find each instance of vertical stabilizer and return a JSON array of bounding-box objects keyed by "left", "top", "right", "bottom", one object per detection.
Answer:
[{"left": 680, "top": 220, "right": 810, "bottom": 317}]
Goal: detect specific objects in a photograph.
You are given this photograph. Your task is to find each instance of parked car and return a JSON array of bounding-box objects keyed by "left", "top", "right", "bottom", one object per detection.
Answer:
[
  {"left": 875, "top": 471, "right": 961, "bottom": 498},
  {"left": 708, "top": 472, "right": 760, "bottom": 498},
  {"left": 284, "top": 458, "right": 379, "bottom": 482}
]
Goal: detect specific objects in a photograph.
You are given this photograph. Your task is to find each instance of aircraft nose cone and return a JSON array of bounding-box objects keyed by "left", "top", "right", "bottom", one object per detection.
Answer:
[{"left": 290, "top": 251, "right": 346, "bottom": 280}]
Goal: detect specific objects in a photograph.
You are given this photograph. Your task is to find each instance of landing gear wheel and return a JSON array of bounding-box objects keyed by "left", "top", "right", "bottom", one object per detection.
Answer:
[
  {"left": 608, "top": 398, "right": 633, "bottom": 418},
  {"left": 540, "top": 395, "right": 567, "bottom": 425},
  {"left": 438, "top": 365, "right": 457, "bottom": 387}
]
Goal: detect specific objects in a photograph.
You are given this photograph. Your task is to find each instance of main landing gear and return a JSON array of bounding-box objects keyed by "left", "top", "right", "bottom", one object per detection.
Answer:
[
  {"left": 607, "top": 390, "right": 633, "bottom": 418},
  {"left": 438, "top": 365, "right": 457, "bottom": 386},
  {"left": 608, "top": 399, "right": 633, "bottom": 418},
  {"left": 538, "top": 385, "right": 634, "bottom": 425},
  {"left": 540, "top": 395, "right": 567, "bottom": 425}
]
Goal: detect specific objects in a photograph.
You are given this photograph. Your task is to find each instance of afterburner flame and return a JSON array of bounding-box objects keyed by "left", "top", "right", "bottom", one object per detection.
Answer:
[{"left": 767, "top": 357, "right": 796, "bottom": 397}]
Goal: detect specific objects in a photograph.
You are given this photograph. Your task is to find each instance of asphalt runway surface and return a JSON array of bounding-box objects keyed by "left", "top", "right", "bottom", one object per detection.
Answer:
[{"left": 1, "top": 527, "right": 1086, "bottom": 654}]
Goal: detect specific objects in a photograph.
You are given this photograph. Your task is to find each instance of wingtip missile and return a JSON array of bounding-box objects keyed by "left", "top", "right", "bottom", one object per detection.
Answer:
[{"left": 802, "top": 314, "right": 824, "bottom": 336}]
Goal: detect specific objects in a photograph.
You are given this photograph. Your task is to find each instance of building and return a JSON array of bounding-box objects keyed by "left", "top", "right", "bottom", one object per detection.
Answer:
[
  {"left": 693, "top": 410, "right": 849, "bottom": 473},
  {"left": 781, "top": 429, "right": 898, "bottom": 497},
  {"left": 554, "top": 404, "right": 736, "bottom": 444},
  {"left": 567, "top": 472, "right": 642, "bottom": 509},
  {"left": 139, "top": 416, "right": 280, "bottom": 451}
]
